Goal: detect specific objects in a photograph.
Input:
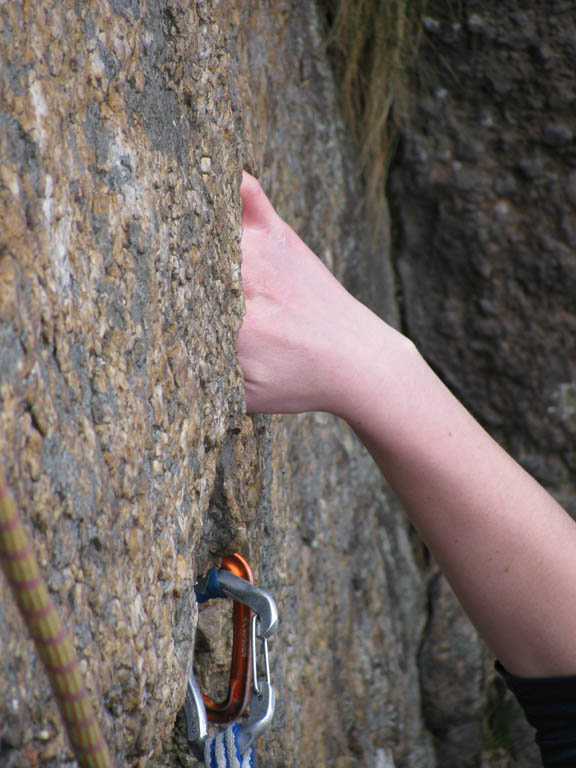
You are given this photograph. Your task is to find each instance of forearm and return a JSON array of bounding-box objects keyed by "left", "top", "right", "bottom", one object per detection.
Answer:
[
  {"left": 335, "top": 317, "right": 576, "bottom": 677},
  {"left": 238, "top": 172, "right": 576, "bottom": 678}
]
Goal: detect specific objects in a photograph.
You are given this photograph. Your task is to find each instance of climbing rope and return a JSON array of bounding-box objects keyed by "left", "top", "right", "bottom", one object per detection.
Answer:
[
  {"left": 0, "top": 472, "right": 113, "bottom": 768},
  {"left": 204, "top": 723, "right": 254, "bottom": 768}
]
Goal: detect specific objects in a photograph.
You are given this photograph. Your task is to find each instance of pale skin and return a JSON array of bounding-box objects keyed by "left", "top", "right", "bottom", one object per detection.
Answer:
[{"left": 238, "top": 171, "right": 576, "bottom": 679}]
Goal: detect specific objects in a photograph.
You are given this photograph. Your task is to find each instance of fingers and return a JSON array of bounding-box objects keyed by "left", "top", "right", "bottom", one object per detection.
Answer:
[{"left": 241, "top": 171, "right": 278, "bottom": 230}]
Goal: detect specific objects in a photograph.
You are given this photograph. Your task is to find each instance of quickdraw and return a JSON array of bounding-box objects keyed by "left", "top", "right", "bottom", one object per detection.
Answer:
[{"left": 184, "top": 554, "right": 278, "bottom": 766}]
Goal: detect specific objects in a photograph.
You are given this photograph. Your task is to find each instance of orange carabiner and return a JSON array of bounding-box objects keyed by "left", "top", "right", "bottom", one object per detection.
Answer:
[{"left": 201, "top": 553, "right": 254, "bottom": 724}]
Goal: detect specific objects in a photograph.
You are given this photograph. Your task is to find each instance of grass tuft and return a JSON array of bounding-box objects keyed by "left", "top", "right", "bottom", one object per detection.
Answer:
[{"left": 319, "top": 0, "right": 427, "bottom": 214}]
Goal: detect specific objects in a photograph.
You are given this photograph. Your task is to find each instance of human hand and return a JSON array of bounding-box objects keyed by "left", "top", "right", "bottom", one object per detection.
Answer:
[{"left": 237, "top": 172, "right": 393, "bottom": 417}]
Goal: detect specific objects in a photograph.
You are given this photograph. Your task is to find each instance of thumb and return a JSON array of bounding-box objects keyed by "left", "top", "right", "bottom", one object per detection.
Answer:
[{"left": 241, "top": 171, "right": 278, "bottom": 230}]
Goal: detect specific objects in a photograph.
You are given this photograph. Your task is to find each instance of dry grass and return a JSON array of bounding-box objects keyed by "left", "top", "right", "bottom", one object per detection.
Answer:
[{"left": 319, "top": 0, "right": 427, "bottom": 213}]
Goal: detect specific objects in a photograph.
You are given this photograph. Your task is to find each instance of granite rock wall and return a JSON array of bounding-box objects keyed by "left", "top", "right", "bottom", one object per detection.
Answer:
[
  {"left": 5, "top": 0, "right": 567, "bottom": 765},
  {"left": 390, "top": 1, "right": 576, "bottom": 765},
  {"left": 391, "top": 0, "right": 576, "bottom": 516},
  {"left": 0, "top": 2, "right": 433, "bottom": 767}
]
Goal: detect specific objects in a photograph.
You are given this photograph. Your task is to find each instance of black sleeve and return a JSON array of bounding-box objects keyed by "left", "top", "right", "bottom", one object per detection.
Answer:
[{"left": 496, "top": 661, "right": 576, "bottom": 767}]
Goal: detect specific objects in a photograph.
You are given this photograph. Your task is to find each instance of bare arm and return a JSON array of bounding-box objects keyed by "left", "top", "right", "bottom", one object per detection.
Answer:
[{"left": 238, "top": 172, "right": 576, "bottom": 678}]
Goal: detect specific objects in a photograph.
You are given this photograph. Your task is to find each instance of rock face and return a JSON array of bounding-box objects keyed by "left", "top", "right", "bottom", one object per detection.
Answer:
[
  {"left": 391, "top": 0, "right": 576, "bottom": 517},
  {"left": 1, "top": 1, "right": 245, "bottom": 764},
  {"left": 0, "top": 2, "right": 432, "bottom": 767},
  {"left": 390, "top": 0, "right": 576, "bottom": 765},
  {"left": 3, "top": 1, "right": 571, "bottom": 766}
]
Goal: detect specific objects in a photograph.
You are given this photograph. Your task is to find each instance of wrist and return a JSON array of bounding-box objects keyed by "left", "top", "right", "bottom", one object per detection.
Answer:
[{"left": 320, "top": 303, "right": 420, "bottom": 426}]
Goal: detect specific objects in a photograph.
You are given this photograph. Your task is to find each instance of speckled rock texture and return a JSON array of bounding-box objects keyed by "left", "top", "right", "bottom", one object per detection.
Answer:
[
  {"left": 0, "top": 2, "right": 434, "bottom": 768},
  {"left": 1, "top": 1, "right": 246, "bottom": 764},
  {"left": 391, "top": 1, "right": 576, "bottom": 765}
]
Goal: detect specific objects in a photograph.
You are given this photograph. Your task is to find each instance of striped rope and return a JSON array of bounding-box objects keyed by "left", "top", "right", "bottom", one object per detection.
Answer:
[
  {"left": 0, "top": 474, "right": 113, "bottom": 768},
  {"left": 204, "top": 723, "right": 254, "bottom": 768}
]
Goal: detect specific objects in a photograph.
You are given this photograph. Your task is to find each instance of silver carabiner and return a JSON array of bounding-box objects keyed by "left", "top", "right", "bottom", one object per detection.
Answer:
[
  {"left": 215, "top": 569, "right": 278, "bottom": 639},
  {"left": 233, "top": 613, "right": 276, "bottom": 753},
  {"left": 184, "top": 560, "right": 278, "bottom": 760},
  {"left": 183, "top": 672, "right": 208, "bottom": 760},
  {"left": 236, "top": 680, "right": 275, "bottom": 755}
]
